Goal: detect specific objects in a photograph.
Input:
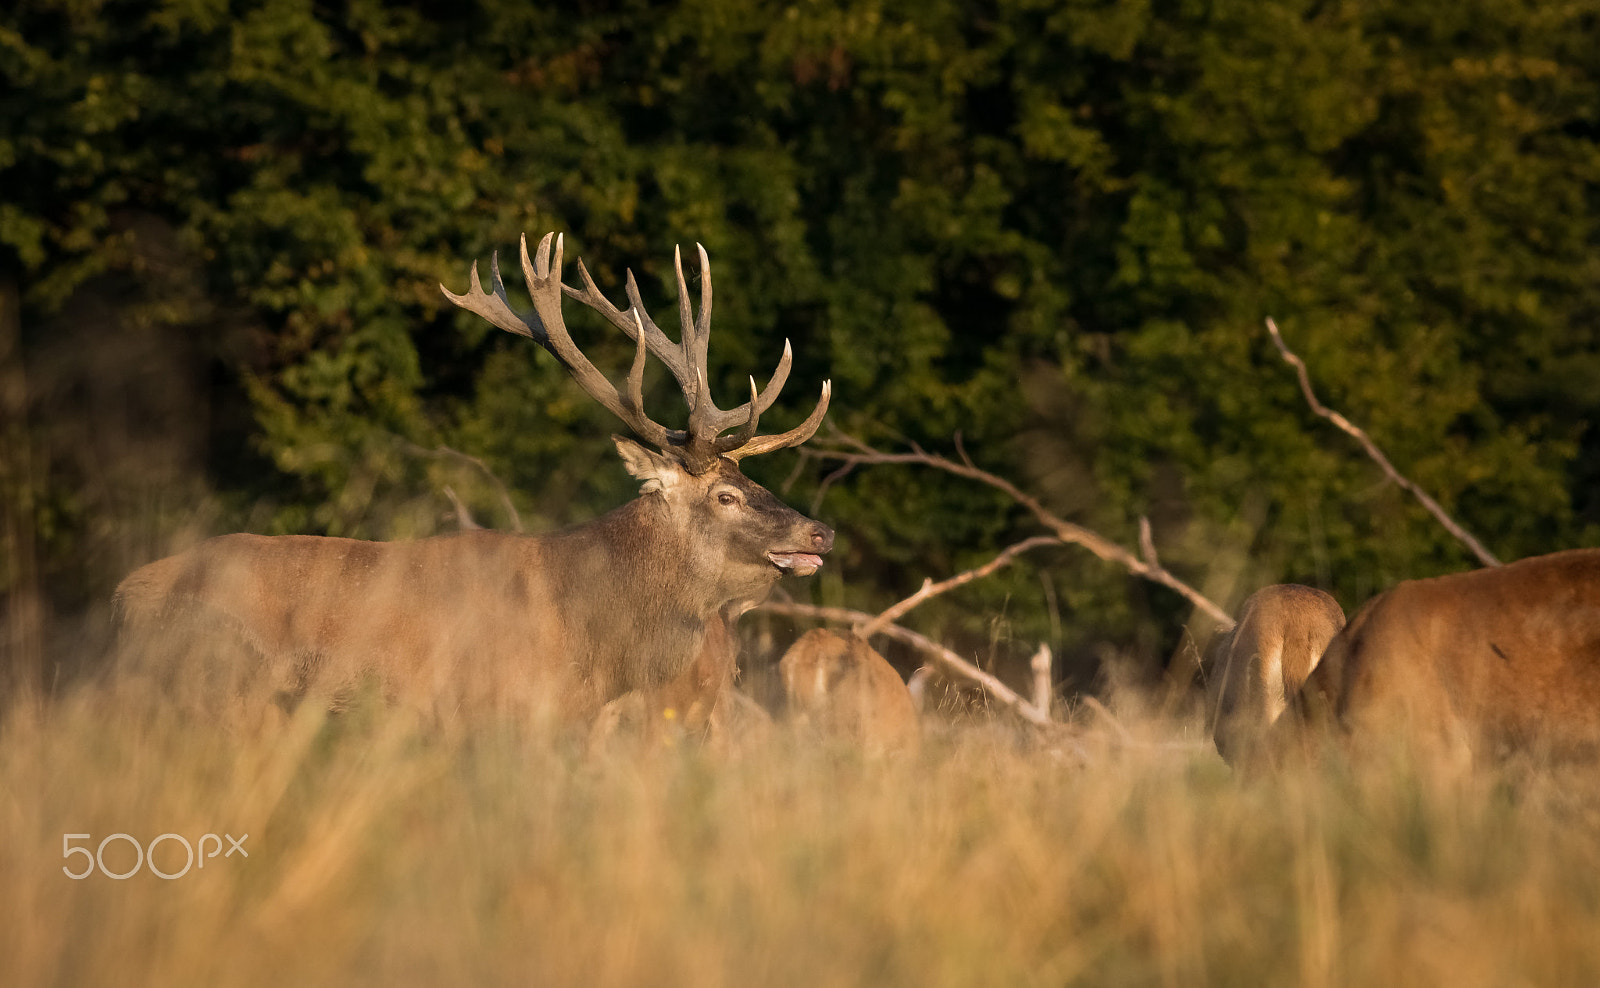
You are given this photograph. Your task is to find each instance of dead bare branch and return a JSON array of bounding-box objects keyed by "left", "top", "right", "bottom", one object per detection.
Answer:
[
  {"left": 856, "top": 535, "right": 1063, "bottom": 639},
  {"left": 811, "top": 460, "right": 856, "bottom": 516},
  {"left": 804, "top": 429, "right": 1234, "bottom": 627},
  {"left": 906, "top": 665, "right": 934, "bottom": 713},
  {"left": 397, "top": 440, "right": 524, "bottom": 533},
  {"left": 757, "top": 601, "right": 1053, "bottom": 727},
  {"left": 441, "top": 485, "right": 481, "bottom": 531},
  {"left": 1137, "top": 516, "right": 1159, "bottom": 567},
  {"left": 1265, "top": 317, "right": 1500, "bottom": 568},
  {"left": 1078, "top": 695, "right": 1132, "bottom": 746},
  {"left": 953, "top": 430, "right": 976, "bottom": 470},
  {"left": 1030, "top": 643, "right": 1053, "bottom": 715}
]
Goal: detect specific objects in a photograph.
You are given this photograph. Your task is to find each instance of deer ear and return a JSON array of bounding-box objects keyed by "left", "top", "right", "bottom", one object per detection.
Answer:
[{"left": 613, "top": 435, "right": 686, "bottom": 493}]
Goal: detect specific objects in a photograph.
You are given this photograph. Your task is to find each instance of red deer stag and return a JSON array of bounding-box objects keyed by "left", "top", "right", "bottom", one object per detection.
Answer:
[
  {"left": 114, "top": 233, "right": 833, "bottom": 723},
  {"left": 1206, "top": 584, "right": 1345, "bottom": 766},
  {"left": 1279, "top": 548, "right": 1600, "bottom": 765},
  {"left": 780, "top": 629, "right": 921, "bottom": 754}
]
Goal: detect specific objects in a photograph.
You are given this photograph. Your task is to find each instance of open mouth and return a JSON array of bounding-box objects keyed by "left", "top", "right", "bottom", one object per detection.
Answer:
[{"left": 767, "top": 551, "right": 825, "bottom": 577}]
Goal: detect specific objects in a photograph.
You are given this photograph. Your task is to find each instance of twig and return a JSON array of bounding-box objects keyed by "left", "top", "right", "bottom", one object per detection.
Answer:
[
  {"left": 1137, "top": 516, "right": 1159, "bottom": 567},
  {"left": 756, "top": 601, "right": 1053, "bottom": 727},
  {"left": 1030, "top": 643, "right": 1053, "bottom": 715},
  {"left": 906, "top": 665, "right": 934, "bottom": 713},
  {"left": 806, "top": 429, "right": 1235, "bottom": 627},
  {"left": 1078, "top": 695, "right": 1133, "bottom": 745},
  {"left": 396, "top": 440, "right": 524, "bottom": 533},
  {"left": 953, "top": 430, "right": 976, "bottom": 470},
  {"left": 441, "top": 485, "right": 481, "bottom": 530},
  {"left": 1265, "top": 317, "right": 1500, "bottom": 568},
  {"left": 811, "top": 460, "right": 855, "bottom": 516},
  {"left": 856, "top": 535, "right": 1063, "bottom": 639},
  {"left": 779, "top": 454, "right": 808, "bottom": 496}
]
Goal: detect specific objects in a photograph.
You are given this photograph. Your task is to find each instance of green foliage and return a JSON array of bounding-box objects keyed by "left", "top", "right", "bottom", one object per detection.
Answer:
[{"left": 6, "top": 0, "right": 1600, "bottom": 681}]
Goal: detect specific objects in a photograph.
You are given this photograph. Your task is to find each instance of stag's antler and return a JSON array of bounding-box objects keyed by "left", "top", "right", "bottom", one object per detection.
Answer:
[{"left": 443, "top": 233, "right": 830, "bottom": 473}]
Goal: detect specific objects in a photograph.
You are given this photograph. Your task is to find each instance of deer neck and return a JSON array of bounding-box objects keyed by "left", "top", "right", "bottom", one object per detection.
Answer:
[{"left": 543, "top": 496, "right": 724, "bottom": 694}]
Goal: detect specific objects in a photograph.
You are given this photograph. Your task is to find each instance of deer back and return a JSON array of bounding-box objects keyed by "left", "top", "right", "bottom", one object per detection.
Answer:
[
  {"left": 1290, "top": 547, "right": 1600, "bottom": 763},
  {"left": 780, "top": 629, "right": 920, "bottom": 754}
]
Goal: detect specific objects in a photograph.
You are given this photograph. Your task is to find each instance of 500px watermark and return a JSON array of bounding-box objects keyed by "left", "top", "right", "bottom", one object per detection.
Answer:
[{"left": 62, "top": 832, "right": 249, "bottom": 880}]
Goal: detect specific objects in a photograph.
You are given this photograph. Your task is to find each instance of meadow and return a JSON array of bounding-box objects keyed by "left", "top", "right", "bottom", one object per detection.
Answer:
[{"left": 5, "top": 678, "right": 1599, "bottom": 988}]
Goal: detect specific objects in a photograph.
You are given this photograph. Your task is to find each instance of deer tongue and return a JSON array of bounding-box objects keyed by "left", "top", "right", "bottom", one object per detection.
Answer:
[{"left": 767, "top": 551, "right": 824, "bottom": 576}]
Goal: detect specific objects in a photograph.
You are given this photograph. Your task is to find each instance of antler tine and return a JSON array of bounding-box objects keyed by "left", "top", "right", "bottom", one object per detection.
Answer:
[
  {"left": 724, "top": 380, "right": 832, "bottom": 462},
  {"left": 447, "top": 234, "right": 830, "bottom": 471},
  {"left": 711, "top": 376, "right": 762, "bottom": 455},
  {"left": 525, "top": 231, "right": 553, "bottom": 282},
  {"left": 621, "top": 271, "right": 668, "bottom": 351},
  {"left": 759, "top": 339, "right": 794, "bottom": 413},
  {"left": 667, "top": 244, "right": 784, "bottom": 436},
  {"left": 566, "top": 260, "right": 695, "bottom": 391},
  {"left": 487, "top": 252, "right": 546, "bottom": 342},
  {"left": 507, "top": 232, "right": 677, "bottom": 451},
  {"left": 625, "top": 308, "right": 651, "bottom": 417},
  {"left": 673, "top": 245, "right": 701, "bottom": 394},
  {"left": 438, "top": 252, "right": 545, "bottom": 341},
  {"left": 658, "top": 243, "right": 731, "bottom": 469},
  {"left": 536, "top": 231, "right": 555, "bottom": 273},
  {"left": 693, "top": 243, "right": 713, "bottom": 373},
  {"left": 701, "top": 338, "right": 792, "bottom": 433}
]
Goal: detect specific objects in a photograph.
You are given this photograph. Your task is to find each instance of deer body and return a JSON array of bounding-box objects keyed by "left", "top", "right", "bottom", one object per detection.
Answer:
[
  {"left": 117, "top": 531, "right": 567, "bottom": 712},
  {"left": 1288, "top": 548, "right": 1600, "bottom": 762},
  {"left": 114, "top": 234, "right": 833, "bottom": 721},
  {"left": 780, "top": 629, "right": 920, "bottom": 753}
]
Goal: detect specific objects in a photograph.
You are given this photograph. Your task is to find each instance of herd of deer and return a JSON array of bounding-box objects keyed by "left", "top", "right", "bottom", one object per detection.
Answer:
[
  {"left": 1211, "top": 549, "right": 1600, "bottom": 769},
  {"left": 110, "top": 232, "right": 1600, "bottom": 768}
]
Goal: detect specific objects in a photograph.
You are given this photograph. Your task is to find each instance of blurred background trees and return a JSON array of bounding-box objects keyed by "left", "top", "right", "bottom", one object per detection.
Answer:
[{"left": 5, "top": 0, "right": 1599, "bottom": 699}]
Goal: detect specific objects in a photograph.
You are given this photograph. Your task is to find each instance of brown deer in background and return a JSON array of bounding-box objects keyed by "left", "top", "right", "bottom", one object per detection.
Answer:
[
  {"left": 1206, "top": 584, "right": 1345, "bottom": 766},
  {"left": 780, "top": 629, "right": 920, "bottom": 754},
  {"left": 1279, "top": 548, "right": 1600, "bottom": 765},
  {"left": 114, "top": 233, "right": 833, "bottom": 723}
]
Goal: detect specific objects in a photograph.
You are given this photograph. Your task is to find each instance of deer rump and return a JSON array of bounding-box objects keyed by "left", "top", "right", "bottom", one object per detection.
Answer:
[
  {"left": 1206, "top": 584, "right": 1345, "bottom": 766},
  {"left": 1287, "top": 548, "right": 1600, "bottom": 762},
  {"left": 112, "top": 234, "right": 834, "bottom": 723}
]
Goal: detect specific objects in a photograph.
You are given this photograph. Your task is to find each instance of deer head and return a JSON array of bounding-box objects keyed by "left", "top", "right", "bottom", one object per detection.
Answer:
[{"left": 441, "top": 233, "right": 834, "bottom": 601}]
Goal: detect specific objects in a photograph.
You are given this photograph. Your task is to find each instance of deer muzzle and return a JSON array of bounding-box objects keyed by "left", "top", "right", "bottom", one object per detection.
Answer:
[{"left": 768, "top": 523, "right": 833, "bottom": 576}]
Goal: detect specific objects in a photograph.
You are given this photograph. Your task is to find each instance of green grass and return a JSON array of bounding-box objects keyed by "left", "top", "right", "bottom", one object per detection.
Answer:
[{"left": 4, "top": 687, "right": 1599, "bottom": 987}]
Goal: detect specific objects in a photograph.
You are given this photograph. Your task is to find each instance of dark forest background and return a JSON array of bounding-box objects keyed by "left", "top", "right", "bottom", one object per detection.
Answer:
[{"left": 4, "top": 0, "right": 1599, "bottom": 702}]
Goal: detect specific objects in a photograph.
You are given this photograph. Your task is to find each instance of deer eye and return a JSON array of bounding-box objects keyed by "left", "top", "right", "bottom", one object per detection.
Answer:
[{"left": 716, "top": 491, "right": 739, "bottom": 507}]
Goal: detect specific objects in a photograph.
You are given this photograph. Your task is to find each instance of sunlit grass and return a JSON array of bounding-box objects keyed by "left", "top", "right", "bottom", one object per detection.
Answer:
[{"left": 4, "top": 686, "right": 1599, "bottom": 987}]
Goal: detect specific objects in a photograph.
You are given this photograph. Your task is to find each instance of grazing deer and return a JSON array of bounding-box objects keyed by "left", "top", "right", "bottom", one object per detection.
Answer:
[
  {"left": 114, "top": 233, "right": 833, "bottom": 722},
  {"left": 1206, "top": 584, "right": 1345, "bottom": 765},
  {"left": 1281, "top": 548, "right": 1600, "bottom": 765},
  {"left": 780, "top": 629, "right": 920, "bottom": 753}
]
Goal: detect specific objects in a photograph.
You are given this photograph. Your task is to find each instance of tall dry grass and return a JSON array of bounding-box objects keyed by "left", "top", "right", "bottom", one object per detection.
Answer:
[{"left": 3, "top": 683, "right": 1599, "bottom": 988}]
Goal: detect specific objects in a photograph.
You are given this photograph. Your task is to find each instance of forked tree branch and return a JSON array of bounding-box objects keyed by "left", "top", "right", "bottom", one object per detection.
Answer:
[
  {"left": 804, "top": 431, "right": 1234, "bottom": 627},
  {"left": 855, "top": 535, "right": 1063, "bottom": 639},
  {"left": 397, "top": 440, "right": 524, "bottom": 533},
  {"left": 441, "top": 485, "right": 481, "bottom": 530},
  {"left": 1265, "top": 317, "right": 1501, "bottom": 568},
  {"left": 757, "top": 601, "right": 1053, "bottom": 727}
]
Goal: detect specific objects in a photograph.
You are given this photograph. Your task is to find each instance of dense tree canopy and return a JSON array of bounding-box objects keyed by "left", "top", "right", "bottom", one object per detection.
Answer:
[{"left": 5, "top": 0, "right": 1599, "bottom": 690}]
